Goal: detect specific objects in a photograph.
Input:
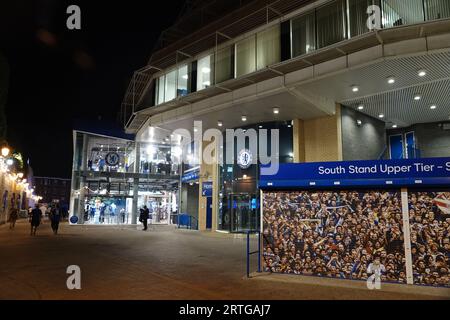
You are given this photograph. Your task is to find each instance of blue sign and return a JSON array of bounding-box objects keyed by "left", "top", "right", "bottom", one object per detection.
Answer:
[
  {"left": 202, "top": 181, "right": 213, "bottom": 197},
  {"left": 70, "top": 215, "right": 79, "bottom": 224},
  {"left": 260, "top": 157, "right": 450, "bottom": 188},
  {"left": 182, "top": 170, "right": 200, "bottom": 183}
]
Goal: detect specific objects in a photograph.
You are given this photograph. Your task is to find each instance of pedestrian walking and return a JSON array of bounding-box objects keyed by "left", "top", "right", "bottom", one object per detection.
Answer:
[
  {"left": 50, "top": 204, "right": 61, "bottom": 235},
  {"left": 8, "top": 206, "right": 18, "bottom": 229},
  {"left": 29, "top": 204, "right": 42, "bottom": 236},
  {"left": 139, "top": 206, "right": 149, "bottom": 231}
]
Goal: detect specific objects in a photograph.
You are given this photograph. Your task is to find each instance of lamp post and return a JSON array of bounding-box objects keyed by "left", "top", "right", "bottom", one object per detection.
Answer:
[{"left": 1, "top": 146, "right": 10, "bottom": 157}]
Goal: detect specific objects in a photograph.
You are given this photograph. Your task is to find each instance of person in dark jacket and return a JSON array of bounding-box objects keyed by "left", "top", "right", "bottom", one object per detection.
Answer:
[
  {"left": 8, "top": 206, "right": 18, "bottom": 229},
  {"left": 140, "top": 206, "right": 150, "bottom": 231},
  {"left": 30, "top": 204, "right": 42, "bottom": 236},
  {"left": 50, "top": 204, "right": 61, "bottom": 235}
]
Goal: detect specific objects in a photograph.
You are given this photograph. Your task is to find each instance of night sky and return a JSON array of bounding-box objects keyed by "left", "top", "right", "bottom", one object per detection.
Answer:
[{"left": 0, "top": 0, "right": 185, "bottom": 178}]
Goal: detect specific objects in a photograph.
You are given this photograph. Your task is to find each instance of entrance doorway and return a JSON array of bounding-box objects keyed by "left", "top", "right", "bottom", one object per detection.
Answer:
[{"left": 230, "top": 193, "right": 258, "bottom": 233}]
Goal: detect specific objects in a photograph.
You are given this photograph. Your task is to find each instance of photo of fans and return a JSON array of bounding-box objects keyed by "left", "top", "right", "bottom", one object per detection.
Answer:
[
  {"left": 409, "top": 191, "right": 450, "bottom": 287},
  {"left": 262, "top": 190, "right": 407, "bottom": 283}
]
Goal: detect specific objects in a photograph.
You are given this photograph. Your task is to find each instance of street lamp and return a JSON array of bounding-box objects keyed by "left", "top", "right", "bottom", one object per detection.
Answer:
[{"left": 1, "top": 146, "right": 10, "bottom": 157}]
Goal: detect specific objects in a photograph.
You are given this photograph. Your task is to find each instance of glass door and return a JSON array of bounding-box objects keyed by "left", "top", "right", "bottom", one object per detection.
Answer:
[{"left": 230, "top": 193, "right": 258, "bottom": 233}]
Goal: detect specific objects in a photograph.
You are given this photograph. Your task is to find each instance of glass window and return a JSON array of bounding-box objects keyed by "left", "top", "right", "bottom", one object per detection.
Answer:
[
  {"left": 381, "top": 0, "right": 424, "bottom": 28},
  {"left": 349, "top": 0, "right": 381, "bottom": 37},
  {"left": 235, "top": 35, "right": 256, "bottom": 77},
  {"left": 177, "top": 65, "right": 189, "bottom": 97},
  {"left": 292, "top": 11, "right": 316, "bottom": 57},
  {"left": 425, "top": 0, "right": 450, "bottom": 20},
  {"left": 157, "top": 75, "right": 165, "bottom": 105},
  {"left": 215, "top": 46, "right": 234, "bottom": 83},
  {"left": 256, "top": 25, "right": 281, "bottom": 70},
  {"left": 164, "top": 70, "right": 176, "bottom": 102},
  {"left": 197, "top": 55, "right": 213, "bottom": 90},
  {"left": 316, "top": 0, "right": 347, "bottom": 49}
]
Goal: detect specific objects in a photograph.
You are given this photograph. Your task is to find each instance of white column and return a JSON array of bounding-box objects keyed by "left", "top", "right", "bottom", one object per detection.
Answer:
[
  {"left": 401, "top": 187, "right": 414, "bottom": 285},
  {"left": 131, "top": 142, "right": 140, "bottom": 224}
]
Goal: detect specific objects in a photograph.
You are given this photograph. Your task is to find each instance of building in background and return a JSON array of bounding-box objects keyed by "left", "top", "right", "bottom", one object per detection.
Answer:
[
  {"left": 120, "top": 0, "right": 450, "bottom": 233},
  {"left": 34, "top": 176, "right": 71, "bottom": 208},
  {"left": 69, "top": 120, "right": 180, "bottom": 225}
]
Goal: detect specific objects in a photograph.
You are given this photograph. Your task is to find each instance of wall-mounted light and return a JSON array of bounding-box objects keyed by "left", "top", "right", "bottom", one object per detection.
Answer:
[
  {"left": 241, "top": 115, "right": 247, "bottom": 122},
  {"left": 217, "top": 120, "right": 223, "bottom": 127},
  {"left": 392, "top": 124, "right": 398, "bottom": 128},
  {"left": 356, "top": 120, "right": 362, "bottom": 126},
  {"left": 273, "top": 107, "right": 280, "bottom": 114},
  {"left": 378, "top": 114, "right": 385, "bottom": 119}
]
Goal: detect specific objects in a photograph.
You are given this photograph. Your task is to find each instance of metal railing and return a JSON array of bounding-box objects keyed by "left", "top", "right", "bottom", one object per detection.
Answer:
[
  {"left": 177, "top": 213, "right": 199, "bottom": 230},
  {"left": 246, "top": 230, "right": 261, "bottom": 278}
]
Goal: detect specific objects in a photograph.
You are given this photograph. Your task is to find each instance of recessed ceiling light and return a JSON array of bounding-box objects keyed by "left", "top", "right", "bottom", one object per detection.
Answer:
[
  {"left": 418, "top": 70, "right": 427, "bottom": 77},
  {"left": 241, "top": 115, "right": 247, "bottom": 122},
  {"left": 392, "top": 124, "right": 398, "bottom": 128},
  {"left": 378, "top": 114, "right": 385, "bottom": 118},
  {"left": 352, "top": 86, "right": 359, "bottom": 93},
  {"left": 217, "top": 120, "right": 223, "bottom": 127},
  {"left": 273, "top": 107, "right": 280, "bottom": 114},
  {"left": 387, "top": 77, "right": 395, "bottom": 84},
  {"left": 430, "top": 105, "right": 437, "bottom": 110},
  {"left": 414, "top": 95, "right": 422, "bottom": 101},
  {"left": 357, "top": 105, "right": 364, "bottom": 110}
]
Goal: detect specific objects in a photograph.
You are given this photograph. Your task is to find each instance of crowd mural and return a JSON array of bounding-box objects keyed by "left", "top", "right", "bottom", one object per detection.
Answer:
[
  {"left": 409, "top": 191, "right": 450, "bottom": 287},
  {"left": 262, "top": 190, "right": 449, "bottom": 287}
]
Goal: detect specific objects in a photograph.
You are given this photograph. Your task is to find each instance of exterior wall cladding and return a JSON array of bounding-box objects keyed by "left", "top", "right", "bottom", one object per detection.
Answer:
[
  {"left": 388, "top": 122, "right": 450, "bottom": 158},
  {"left": 341, "top": 106, "right": 386, "bottom": 161}
]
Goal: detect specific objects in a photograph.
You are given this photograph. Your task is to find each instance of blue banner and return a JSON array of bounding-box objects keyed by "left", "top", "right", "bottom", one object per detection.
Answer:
[
  {"left": 202, "top": 181, "right": 213, "bottom": 197},
  {"left": 259, "top": 157, "right": 450, "bottom": 188},
  {"left": 182, "top": 170, "right": 200, "bottom": 183}
]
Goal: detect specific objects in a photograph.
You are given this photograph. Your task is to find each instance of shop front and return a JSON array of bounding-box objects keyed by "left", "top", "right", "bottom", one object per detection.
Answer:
[
  {"left": 217, "top": 121, "right": 293, "bottom": 233},
  {"left": 259, "top": 157, "right": 450, "bottom": 287}
]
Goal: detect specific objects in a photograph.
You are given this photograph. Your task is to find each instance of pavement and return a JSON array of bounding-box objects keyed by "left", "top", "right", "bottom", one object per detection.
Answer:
[{"left": 0, "top": 219, "right": 449, "bottom": 300}]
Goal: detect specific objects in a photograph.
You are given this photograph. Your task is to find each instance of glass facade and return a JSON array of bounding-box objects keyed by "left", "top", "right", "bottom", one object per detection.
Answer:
[
  {"left": 218, "top": 121, "right": 294, "bottom": 233},
  {"left": 425, "top": 0, "right": 450, "bottom": 20},
  {"left": 177, "top": 65, "right": 189, "bottom": 97},
  {"left": 215, "top": 46, "right": 234, "bottom": 84},
  {"left": 382, "top": 0, "right": 424, "bottom": 27},
  {"left": 148, "top": 0, "right": 449, "bottom": 108},
  {"left": 71, "top": 132, "right": 180, "bottom": 226},
  {"left": 349, "top": 0, "right": 381, "bottom": 37},
  {"left": 316, "top": 0, "right": 347, "bottom": 49},
  {"left": 256, "top": 25, "right": 281, "bottom": 70},
  {"left": 235, "top": 35, "right": 256, "bottom": 77},
  {"left": 197, "top": 55, "right": 213, "bottom": 90},
  {"left": 292, "top": 11, "right": 316, "bottom": 57},
  {"left": 164, "top": 69, "right": 177, "bottom": 102}
]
